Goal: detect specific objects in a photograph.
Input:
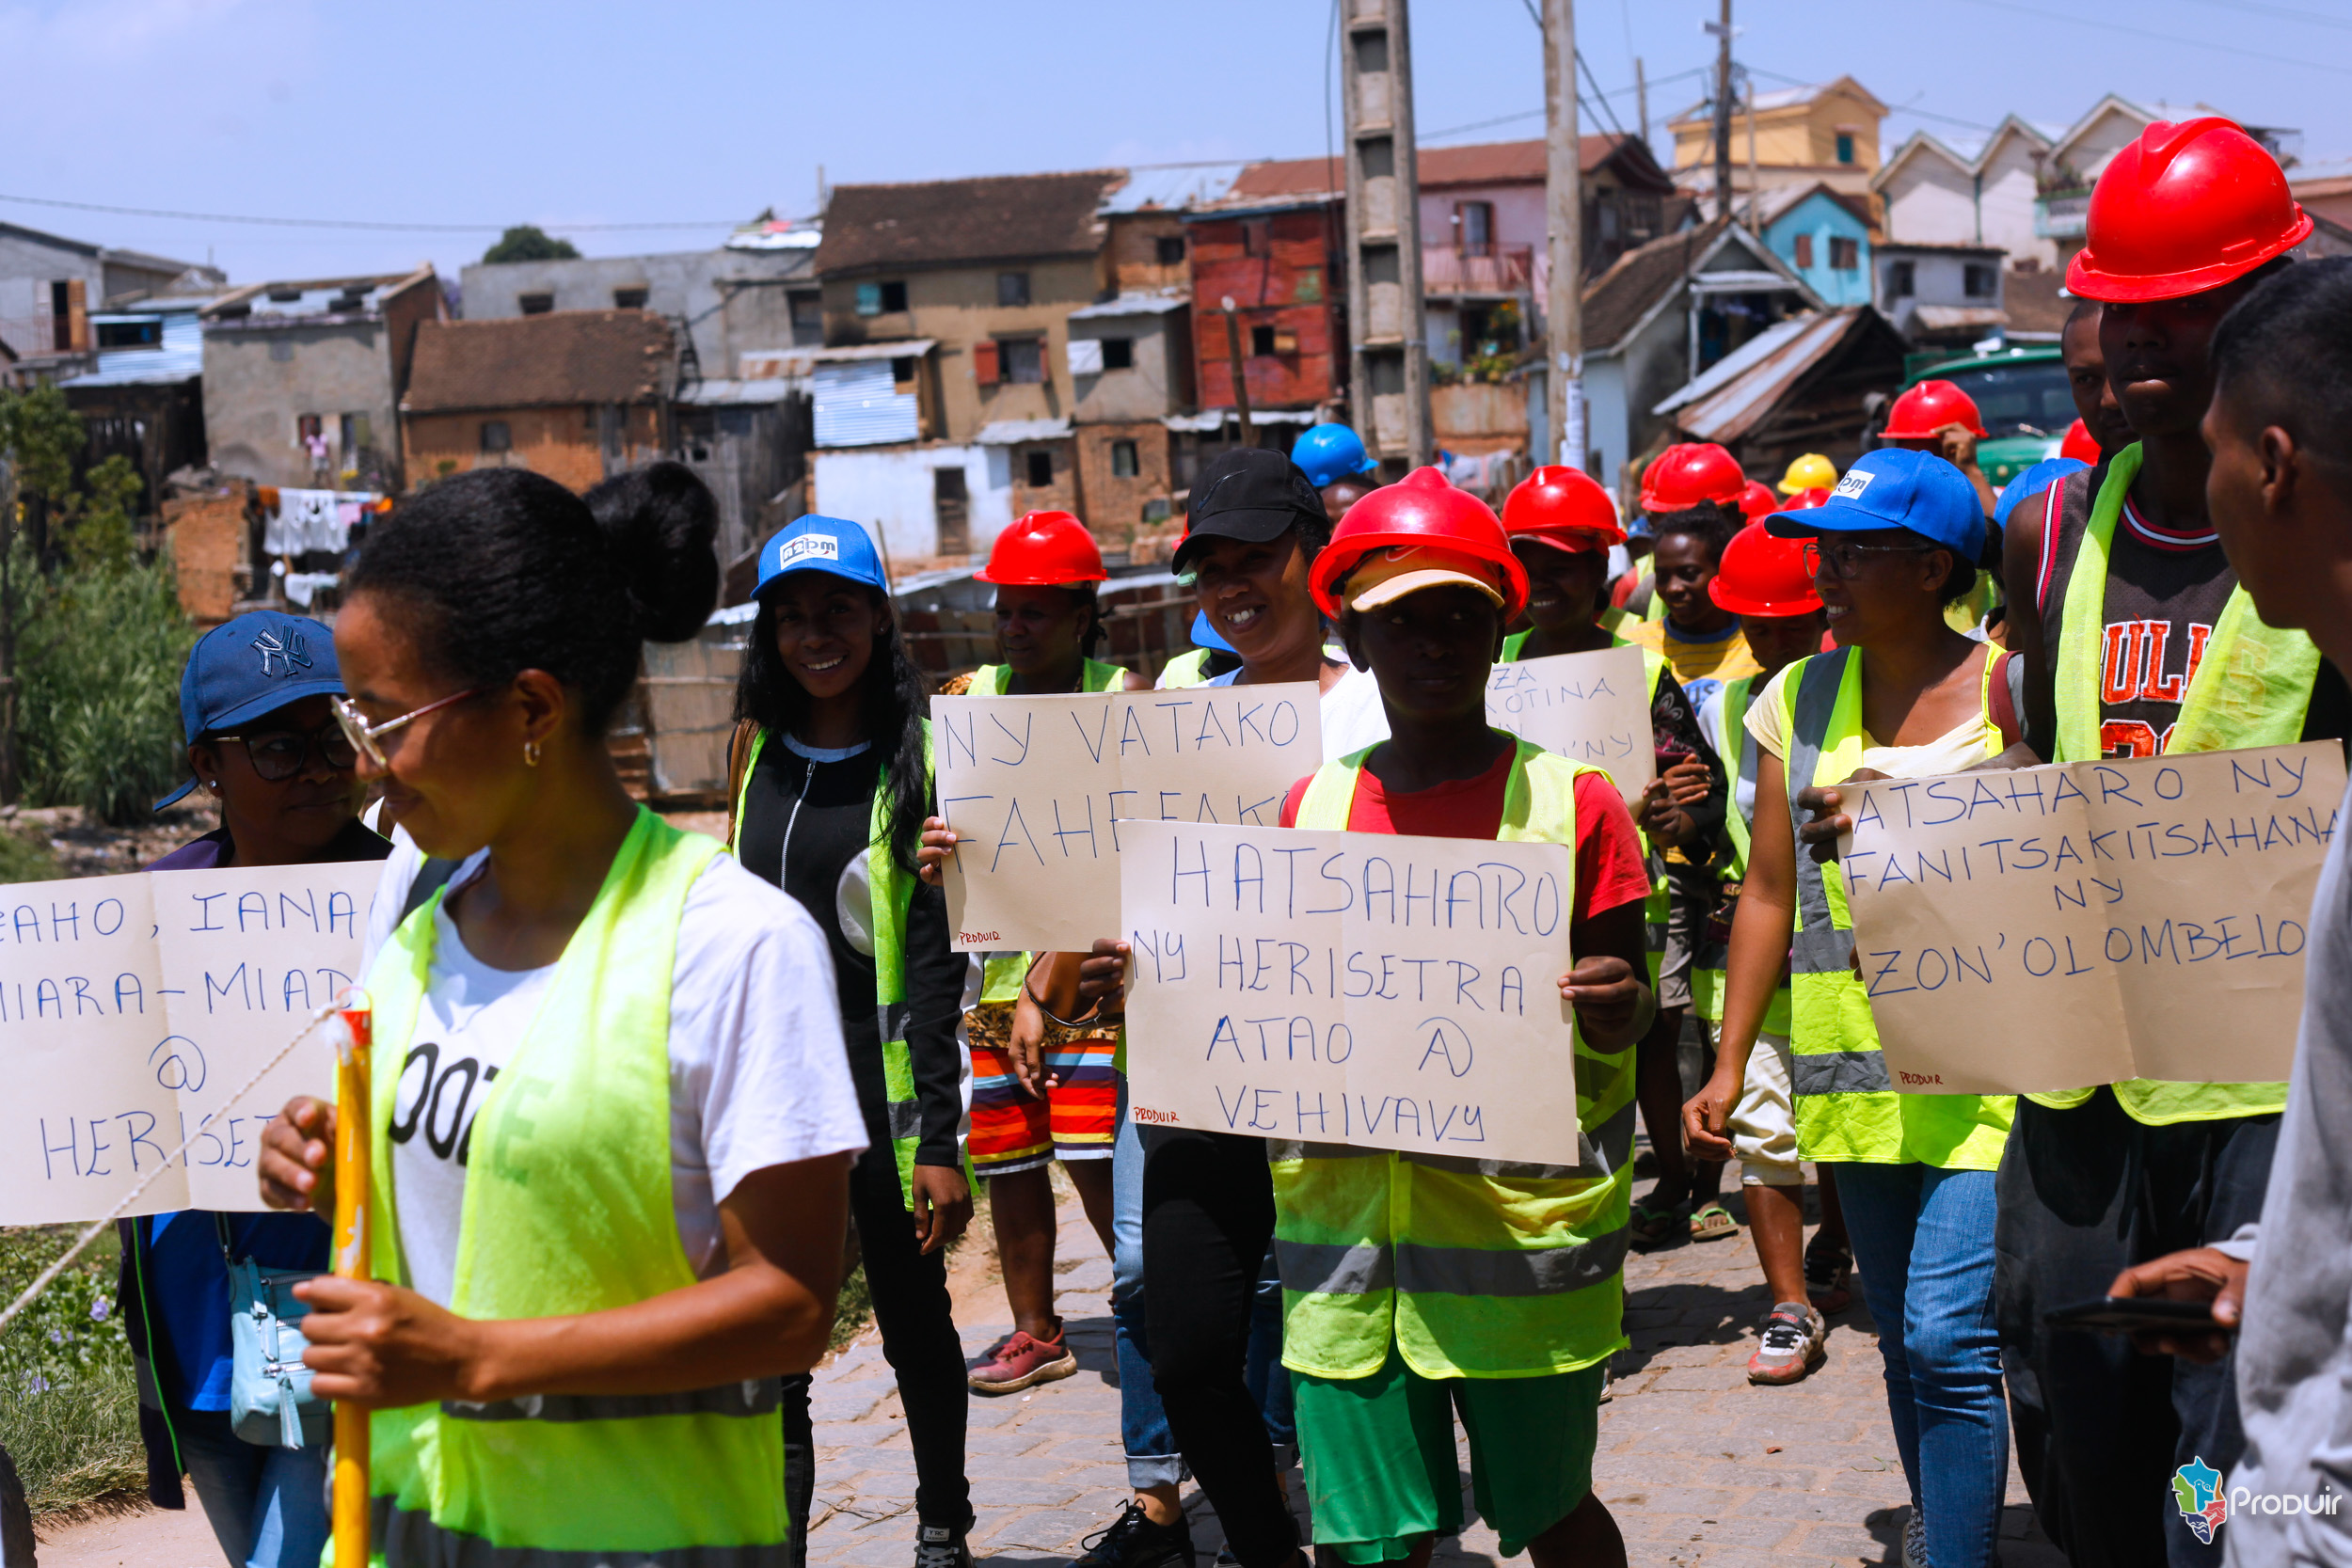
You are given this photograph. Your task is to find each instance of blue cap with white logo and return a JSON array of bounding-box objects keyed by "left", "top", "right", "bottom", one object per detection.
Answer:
[
  {"left": 1765, "top": 447, "right": 1987, "bottom": 563},
  {"left": 157, "top": 610, "right": 347, "bottom": 809},
  {"left": 754, "top": 515, "right": 889, "bottom": 597}
]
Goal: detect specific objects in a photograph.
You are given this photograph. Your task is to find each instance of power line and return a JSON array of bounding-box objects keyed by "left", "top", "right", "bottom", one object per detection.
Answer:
[
  {"left": 0, "top": 190, "right": 741, "bottom": 234},
  {"left": 1741, "top": 64, "right": 1999, "bottom": 135},
  {"left": 2171, "top": 0, "right": 2352, "bottom": 31},
  {"left": 1947, "top": 0, "right": 2352, "bottom": 76}
]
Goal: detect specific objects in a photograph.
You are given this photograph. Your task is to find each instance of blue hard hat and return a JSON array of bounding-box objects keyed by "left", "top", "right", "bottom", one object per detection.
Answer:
[
  {"left": 755, "top": 515, "right": 889, "bottom": 597},
  {"left": 157, "top": 610, "right": 346, "bottom": 809},
  {"left": 1290, "top": 423, "right": 1376, "bottom": 489},
  {"left": 1993, "top": 456, "right": 2089, "bottom": 531},
  {"left": 1766, "top": 448, "right": 1987, "bottom": 564},
  {"left": 1187, "top": 609, "right": 1234, "bottom": 654}
]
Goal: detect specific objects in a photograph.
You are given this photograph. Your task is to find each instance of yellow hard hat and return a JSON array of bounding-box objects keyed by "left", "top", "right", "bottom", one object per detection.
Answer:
[{"left": 1777, "top": 452, "right": 1837, "bottom": 495}]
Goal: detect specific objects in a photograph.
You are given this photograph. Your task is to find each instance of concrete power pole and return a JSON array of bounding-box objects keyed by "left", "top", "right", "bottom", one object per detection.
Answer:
[
  {"left": 1635, "top": 57, "right": 1648, "bottom": 149},
  {"left": 1710, "top": 0, "right": 1735, "bottom": 222},
  {"left": 1543, "top": 0, "right": 1584, "bottom": 471},
  {"left": 1341, "top": 0, "right": 1431, "bottom": 468}
]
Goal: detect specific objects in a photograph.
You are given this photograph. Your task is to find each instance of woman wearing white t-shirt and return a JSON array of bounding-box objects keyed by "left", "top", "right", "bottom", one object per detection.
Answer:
[{"left": 258, "top": 463, "right": 865, "bottom": 1568}]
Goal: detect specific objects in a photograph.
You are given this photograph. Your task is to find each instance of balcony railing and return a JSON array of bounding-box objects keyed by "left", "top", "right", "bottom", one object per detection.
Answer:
[{"left": 1422, "top": 244, "right": 1535, "bottom": 296}]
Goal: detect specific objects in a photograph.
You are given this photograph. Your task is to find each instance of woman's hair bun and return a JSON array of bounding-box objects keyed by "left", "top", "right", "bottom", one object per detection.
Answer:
[{"left": 584, "top": 461, "right": 720, "bottom": 644}]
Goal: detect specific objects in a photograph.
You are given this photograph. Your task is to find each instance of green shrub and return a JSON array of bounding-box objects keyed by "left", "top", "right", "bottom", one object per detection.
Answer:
[
  {"left": 17, "top": 551, "right": 196, "bottom": 826},
  {"left": 0, "top": 1227, "right": 141, "bottom": 1513}
]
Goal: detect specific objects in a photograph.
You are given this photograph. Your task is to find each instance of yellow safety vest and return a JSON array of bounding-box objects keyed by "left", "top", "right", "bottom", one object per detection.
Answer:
[
  {"left": 2036, "top": 443, "right": 2316, "bottom": 1124},
  {"left": 1271, "top": 738, "right": 1632, "bottom": 1380},
  {"left": 1691, "top": 673, "right": 1792, "bottom": 1035},
  {"left": 1780, "top": 648, "right": 2013, "bottom": 1168},
  {"left": 1158, "top": 648, "right": 1214, "bottom": 689},
  {"left": 357, "top": 811, "right": 787, "bottom": 1565}
]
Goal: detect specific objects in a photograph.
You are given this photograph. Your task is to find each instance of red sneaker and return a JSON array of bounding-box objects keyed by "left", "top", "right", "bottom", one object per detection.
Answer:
[
  {"left": 967, "top": 1325, "right": 1078, "bottom": 1394},
  {"left": 1746, "top": 1302, "right": 1825, "bottom": 1386}
]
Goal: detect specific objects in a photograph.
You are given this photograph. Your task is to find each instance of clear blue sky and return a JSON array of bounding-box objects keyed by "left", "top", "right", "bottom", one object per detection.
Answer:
[{"left": 3, "top": 0, "right": 2344, "bottom": 290}]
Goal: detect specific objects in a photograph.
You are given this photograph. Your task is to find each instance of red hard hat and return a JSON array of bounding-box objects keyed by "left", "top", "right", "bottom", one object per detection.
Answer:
[
  {"left": 1310, "top": 466, "right": 1528, "bottom": 620},
  {"left": 974, "top": 511, "right": 1107, "bottom": 586},
  {"left": 1782, "top": 485, "right": 1832, "bottom": 510},
  {"left": 1883, "top": 379, "right": 1987, "bottom": 440},
  {"left": 1639, "top": 443, "right": 1747, "bottom": 514},
  {"left": 2059, "top": 419, "right": 2102, "bottom": 466},
  {"left": 2066, "top": 118, "right": 2312, "bottom": 304},
  {"left": 1710, "top": 521, "right": 1823, "bottom": 617},
  {"left": 1501, "top": 465, "right": 1626, "bottom": 548},
  {"left": 1738, "top": 481, "right": 1778, "bottom": 522}
]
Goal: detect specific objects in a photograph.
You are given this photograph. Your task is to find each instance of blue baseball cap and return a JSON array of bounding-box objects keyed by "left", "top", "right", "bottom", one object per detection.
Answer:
[
  {"left": 755, "top": 515, "right": 889, "bottom": 597},
  {"left": 1766, "top": 447, "right": 1987, "bottom": 562},
  {"left": 157, "top": 610, "right": 346, "bottom": 809},
  {"left": 1187, "top": 609, "right": 1234, "bottom": 654},
  {"left": 1290, "top": 423, "right": 1376, "bottom": 489}
]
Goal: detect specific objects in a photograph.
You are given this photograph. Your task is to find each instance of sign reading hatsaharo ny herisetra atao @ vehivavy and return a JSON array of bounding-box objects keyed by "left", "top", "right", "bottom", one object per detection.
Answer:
[
  {"left": 1838, "top": 743, "right": 2344, "bottom": 1097},
  {"left": 1121, "top": 819, "right": 1605, "bottom": 1168}
]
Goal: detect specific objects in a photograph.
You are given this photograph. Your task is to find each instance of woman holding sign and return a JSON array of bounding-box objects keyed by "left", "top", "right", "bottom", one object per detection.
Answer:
[
  {"left": 1500, "top": 466, "right": 1733, "bottom": 1250},
  {"left": 1685, "top": 449, "right": 2022, "bottom": 1568},
  {"left": 726, "top": 512, "right": 979, "bottom": 1568},
  {"left": 121, "top": 610, "right": 389, "bottom": 1568},
  {"left": 257, "top": 465, "right": 866, "bottom": 1568}
]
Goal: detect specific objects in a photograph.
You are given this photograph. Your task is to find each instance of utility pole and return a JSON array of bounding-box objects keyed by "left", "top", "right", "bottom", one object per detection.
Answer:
[
  {"left": 1543, "top": 0, "right": 1583, "bottom": 472},
  {"left": 1634, "top": 57, "right": 1648, "bottom": 150},
  {"left": 1341, "top": 0, "right": 1431, "bottom": 468},
  {"left": 1746, "top": 70, "right": 1760, "bottom": 231},
  {"left": 1220, "top": 294, "right": 1254, "bottom": 448},
  {"left": 1710, "top": 0, "right": 1735, "bottom": 222}
]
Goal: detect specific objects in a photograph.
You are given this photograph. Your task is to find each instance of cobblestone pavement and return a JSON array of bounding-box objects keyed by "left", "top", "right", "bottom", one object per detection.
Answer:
[{"left": 804, "top": 1169, "right": 2067, "bottom": 1568}]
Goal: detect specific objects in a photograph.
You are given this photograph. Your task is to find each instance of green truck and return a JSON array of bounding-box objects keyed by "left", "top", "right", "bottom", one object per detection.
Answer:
[{"left": 1892, "top": 345, "right": 2073, "bottom": 492}]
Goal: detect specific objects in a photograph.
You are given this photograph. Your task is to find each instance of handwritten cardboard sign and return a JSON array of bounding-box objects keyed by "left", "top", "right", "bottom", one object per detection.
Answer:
[
  {"left": 1484, "top": 644, "right": 1654, "bottom": 805},
  {"left": 1839, "top": 744, "right": 2344, "bottom": 1096},
  {"left": 937, "top": 684, "right": 1323, "bottom": 954},
  {"left": 1120, "top": 820, "right": 1597, "bottom": 1165},
  {"left": 0, "top": 860, "right": 377, "bottom": 1223}
]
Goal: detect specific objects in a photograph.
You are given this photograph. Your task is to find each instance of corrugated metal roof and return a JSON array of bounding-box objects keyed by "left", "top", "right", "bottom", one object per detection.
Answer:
[
  {"left": 739, "top": 339, "right": 937, "bottom": 380},
  {"left": 1162, "top": 408, "right": 1319, "bottom": 432},
  {"left": 976, "top": 418, "right": 1073, "bottom": 444},
  {"left": 1652, "top": 309, "right": 1866, "bottom": 443},
  {"left": 1070, "top": 291, "right": 1189, "bottom": 319},
  {"left": 676, "top": 378, "right": 800, "bottom": 405},
  {"left": 1098, "top": 165, "right": 1248, "bottom": 213},
  {"left": 813, "top": 360, "right": 918, "bottom": 447},
  {"left": 58, "top": 309, "right": 202, "bottom": 388},
  {"left": 1914, "top": 305, "right": 2008, "bottom": 331}
]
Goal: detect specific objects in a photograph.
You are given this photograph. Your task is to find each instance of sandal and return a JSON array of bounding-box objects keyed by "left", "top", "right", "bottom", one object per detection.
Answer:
[
  {"left": 1690, "top": 1202, "right": 1740, "bottom": 1243},
  {"left": 1628, "top": 1196, "right": 1691, "bottom": 1251}
]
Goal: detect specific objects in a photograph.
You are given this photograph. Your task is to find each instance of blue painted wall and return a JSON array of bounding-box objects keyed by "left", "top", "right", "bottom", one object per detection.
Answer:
[{"left": 1762, "top": 191, "right": 1874, "bottom": 308}]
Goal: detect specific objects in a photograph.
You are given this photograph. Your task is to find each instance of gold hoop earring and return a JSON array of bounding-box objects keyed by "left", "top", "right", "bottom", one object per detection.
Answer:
[{"left": 523, "top": 739, "right": 542, "bottom": 768}]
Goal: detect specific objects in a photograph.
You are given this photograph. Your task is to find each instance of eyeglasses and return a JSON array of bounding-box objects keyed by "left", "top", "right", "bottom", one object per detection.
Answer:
[
  {"left": 211, "top": 722, "right": 358, "bottom": 782},
  {"left": 331, "top": 688, "right": 485, "bottom": 770},
  {"left": 1802, "top": 539, "right": 1943, "bottom": 580}
]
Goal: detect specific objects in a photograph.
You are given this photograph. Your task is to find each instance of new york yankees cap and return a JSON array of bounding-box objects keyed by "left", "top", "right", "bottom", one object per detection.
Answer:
[{"left": 156, "top": 610, "right": 346, "bottom": 809}]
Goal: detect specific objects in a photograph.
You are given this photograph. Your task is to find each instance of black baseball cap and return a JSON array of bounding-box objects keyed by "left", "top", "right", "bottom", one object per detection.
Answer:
[{"left": 1173, "top": 448, "right": 1329, "bottom": 574}]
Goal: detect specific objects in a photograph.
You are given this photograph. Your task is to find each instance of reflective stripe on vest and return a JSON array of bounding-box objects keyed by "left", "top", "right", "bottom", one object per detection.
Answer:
[
  {"left": 370, "top": 1496, "right": 790, "bottom": 1568},
  {"left": 1781, "top": 650, "right": 2014, "bottom": 1169},
  {"left": 1271, "top": 737, "right": 1631, "bottom": 1380},
  {"left": 2041, "top": 443, "right": 2307, "bottom": 1124},
  {"left": 731, "top": 727, "right": 929, "bottom": 1206},
  {"left": 360, "top": 810, "right": 787, "bottom": 1560}
]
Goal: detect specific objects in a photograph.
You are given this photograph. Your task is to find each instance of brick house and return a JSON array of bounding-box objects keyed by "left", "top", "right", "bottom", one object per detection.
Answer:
[{"left": 399, "top": 309, "right": 676, "bottom": 493}]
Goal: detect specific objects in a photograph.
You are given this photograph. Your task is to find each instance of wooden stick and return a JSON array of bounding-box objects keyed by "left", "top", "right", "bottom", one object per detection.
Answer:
[{"left": 330, "top": 997, "right": 373, "bottom": 1567}]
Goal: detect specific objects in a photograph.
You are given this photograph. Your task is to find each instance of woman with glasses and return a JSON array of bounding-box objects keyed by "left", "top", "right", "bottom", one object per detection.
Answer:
[
  {"left": 1684, "top": 449, "right": 2026, "bottom": 1568},
  {"left": 123, "top": 610, "right": 388, "bottom": 1568},
  {"left": 257, "top": 464, "right": 866, "bottom": 1568}
]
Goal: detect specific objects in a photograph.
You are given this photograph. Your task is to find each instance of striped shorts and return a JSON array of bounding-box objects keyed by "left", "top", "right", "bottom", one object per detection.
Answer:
[{"left": 966, "top": 1003, "right": 1120, "bottom": 1174}]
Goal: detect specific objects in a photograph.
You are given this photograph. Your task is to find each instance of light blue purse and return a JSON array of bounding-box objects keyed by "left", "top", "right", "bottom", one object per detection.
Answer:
[{"left": 217, "top": 1216, "right": 331, "bottom": 1449}]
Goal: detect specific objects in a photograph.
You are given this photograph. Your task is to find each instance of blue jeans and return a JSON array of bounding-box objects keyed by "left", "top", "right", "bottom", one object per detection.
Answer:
[
  {"left": 1114, "top": 1075, "right": 1294, "bottom": 1490},
  {"left": 1833, "top": 1161, "right": 2008, "bottom": 1568},
  {"left": 175, "top": 1408, "right": 330, "bottom": 1568}
]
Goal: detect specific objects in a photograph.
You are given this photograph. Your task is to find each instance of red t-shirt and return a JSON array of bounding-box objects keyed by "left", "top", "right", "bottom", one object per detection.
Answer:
[{"left": 1279, "top": 748, "right": 1652, "bottom": 927}]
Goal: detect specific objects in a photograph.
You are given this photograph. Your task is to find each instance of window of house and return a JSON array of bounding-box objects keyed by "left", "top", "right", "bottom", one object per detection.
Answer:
[
  {"left": 480, "top": 420, "right": 512, "bottom": 453},
  {"left": 881, "top": 280, "right": 908, "bottom": 312},
  {"left": 1792, "top": 233, "right": 1815, "bottom": 269},
  {"left": 1889, "top": 260, "right": 1916, "bottom": 297},
  {"left": 1251, "top": 325, "right": 1278, "bottom": 356},
  {"left": 296, "top": 414, "right": 324, "bottom": 444},
  {"left": 788, "top": 291, "right": 823, "bottom": 344},
  {"left": 1243, "top": 218, "right": 1270, "bottom": 257},
  {"left": 1836, "top": 133, "right": 1856, "bottom": 165},
  {"left": 1102, "top": 337, "right": 1134, "bottom": 371},
  {"left": 518, "top": 293, "right": 553, "bottom": 315},
  {"left": 1111, "top": 440, "right": 1138, "bottom": 479},
  {"left": 1830, "top": 236, "right": 1860, "bottom": 271},
  {"left": 1000, "top": 337, "right": 1044, "bottom": 384},
  {"left": 95, "top": 319, "right": 161, "bottom": 350},
  {"left": 892, "top": 356, "right": 916, "bottom": 385},
  {"left": 269, "top": 338, "right": 295, "bottom": 363},
  {"left": 612, "top": 287, "right": 649, "bottom": 309},
  {"left": 1156, "top": 235, "right": 1185, "bottom": 266},
  {"left": 997, "top": 272, "right": 1031, "bottom": 308},
  {"left": 1025, "top": 449, "right": 1054, "bottom": 488},
  {"left": 1454, "top": 200, "right": 1495, "bottom": 257},
  {"left": 856, "top": 280, "right": 909, "bottom": 316},
  {"left": 1964, "top": 263, "right": 1996, "bottom": 298}
]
